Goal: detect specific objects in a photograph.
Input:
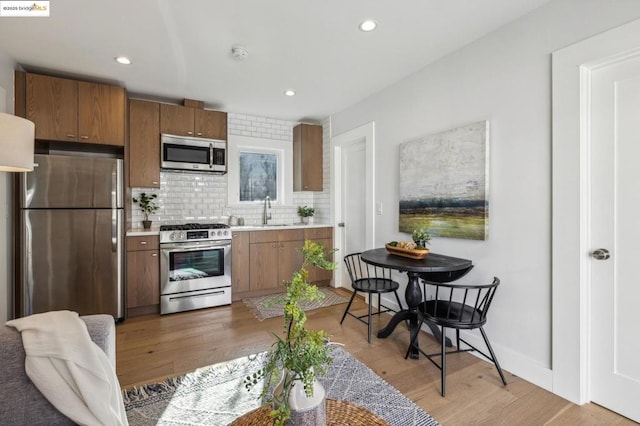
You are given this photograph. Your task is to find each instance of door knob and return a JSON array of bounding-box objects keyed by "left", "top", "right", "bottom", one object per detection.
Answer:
[
  {"left": 592, "top": 248, "right": 610, "bottom": 260},
  {"left": 338, "top": 222, "right": 345, "bottom": 228}
]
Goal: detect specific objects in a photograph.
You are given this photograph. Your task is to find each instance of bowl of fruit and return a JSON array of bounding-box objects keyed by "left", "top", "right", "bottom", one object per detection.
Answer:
[{"left": 385, "top": 241, "right": 430, "bottom": 259}]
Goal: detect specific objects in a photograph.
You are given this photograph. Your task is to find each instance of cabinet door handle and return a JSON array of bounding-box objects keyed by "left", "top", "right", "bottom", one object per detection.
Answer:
[
  {"left": 196, "top": 132, "right": 203, "bottom": 136},
  {"left": 66, "top": 134, "right": 76, "bottom": 138},
  {"left": 80, "top": 135, "right": 89, "bottom": 139},
  {"left": 152, "top": 181, "right": 159, "bottom": 185},
  {"left": 140, "top": 241, "right": 147, "bottom": 245},
  {"left": 151, "top": 253, "right": 158, "bottom": 257},
  {"left": 187, "top": 131, "right": 193, "bottom": 135}
]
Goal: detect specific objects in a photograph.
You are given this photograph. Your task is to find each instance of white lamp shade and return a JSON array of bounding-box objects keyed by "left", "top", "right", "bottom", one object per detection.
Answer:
[{"left": 0, "top": 112, "right": 35, "bottom": 172}]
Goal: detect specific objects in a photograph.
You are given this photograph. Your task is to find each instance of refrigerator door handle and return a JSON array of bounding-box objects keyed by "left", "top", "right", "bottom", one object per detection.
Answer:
[
  {"left": 113, "top": 159, "right": 124, "bottom": 209},
  {"left": 112, "top": 209, "right": 118, "bottom": 252}
]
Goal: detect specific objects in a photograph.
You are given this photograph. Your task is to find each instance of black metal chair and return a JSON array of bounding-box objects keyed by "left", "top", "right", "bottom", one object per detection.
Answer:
[
  {"left": 405, "top": 276, "right": 507, "bottom": 396},
  {"left": 340, "top": 253, "right": 403, "bottom": 343}
]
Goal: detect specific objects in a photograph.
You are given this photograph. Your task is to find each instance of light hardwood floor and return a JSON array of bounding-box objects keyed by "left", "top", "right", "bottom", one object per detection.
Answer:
[{"left": 116, "top": 289, "right": 634, "bottom": 425}]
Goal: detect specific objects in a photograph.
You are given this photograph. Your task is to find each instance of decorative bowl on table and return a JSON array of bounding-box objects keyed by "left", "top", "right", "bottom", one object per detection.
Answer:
[{"left": 385, "top": 242, "right": 430, "bottom": 260}]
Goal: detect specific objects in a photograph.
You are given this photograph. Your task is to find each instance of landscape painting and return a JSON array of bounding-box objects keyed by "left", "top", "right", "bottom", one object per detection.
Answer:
[{"left": 399, "top": 121, "right": 489, "bottom": 240}]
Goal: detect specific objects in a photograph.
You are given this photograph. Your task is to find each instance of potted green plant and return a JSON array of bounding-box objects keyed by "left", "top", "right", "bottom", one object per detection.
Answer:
[
  {"left": 297, "top": 206, "right": 315, "bottom": 225},
  {"left": 411, "top": 227, "right": 431, "bottom": 248},
  {"left": 132, "top": 193, "right": 159, "bottom": 229},
  {"left": 245, "top": 240, "right": 336, "bottom": 426}
]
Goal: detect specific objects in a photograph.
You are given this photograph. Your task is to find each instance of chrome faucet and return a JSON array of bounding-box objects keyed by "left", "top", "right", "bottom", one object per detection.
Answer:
[{"left": 262, "top": 196, "right": 272, "bottom": 225}]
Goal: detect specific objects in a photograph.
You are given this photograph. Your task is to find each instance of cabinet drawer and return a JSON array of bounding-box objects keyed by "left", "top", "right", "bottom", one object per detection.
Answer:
[
  {"left": 304, "top": 227, "right": 332, "bottom": 240},
  {"left": 249, "top": 230, "right": 279, "bottom": 244},
  {"left": 279, "top": 229, "right": 304, "bottom": 242},
  {"left": 250, "top": 229, "right": 307, "bottom": 244},
  {"left": 161, "top": 286, "right": 231, "bottom": 315},
  {"left": 127, "top": 235, "right": 159, "bottom": 251}
]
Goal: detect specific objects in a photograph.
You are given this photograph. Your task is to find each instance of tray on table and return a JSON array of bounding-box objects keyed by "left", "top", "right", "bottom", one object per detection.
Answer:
[{"left": 385, "top": 243, "right": 430, "bottom": 260}]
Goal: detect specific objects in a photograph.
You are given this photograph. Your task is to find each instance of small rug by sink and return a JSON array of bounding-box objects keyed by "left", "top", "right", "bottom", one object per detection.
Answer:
[
  {"left": 243, "top": 287, "right": 348, "bottom": 321},
  {"left": 123, "top": 345, "right": 439, "bottom": 426}
]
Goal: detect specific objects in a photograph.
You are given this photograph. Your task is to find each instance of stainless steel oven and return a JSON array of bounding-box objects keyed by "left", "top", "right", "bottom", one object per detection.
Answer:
[{"left": 159, "top": 223, "right": 232, "bottom": 314}]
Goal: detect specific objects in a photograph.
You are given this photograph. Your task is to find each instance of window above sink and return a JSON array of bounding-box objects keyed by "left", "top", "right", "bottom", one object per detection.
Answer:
[{"left": 227, "top": 134, "right": 293, "bottom": 207}]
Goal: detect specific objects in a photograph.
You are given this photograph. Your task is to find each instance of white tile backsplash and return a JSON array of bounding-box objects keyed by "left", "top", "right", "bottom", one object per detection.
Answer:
[{"left": 131, "top": 112, "right": 331, "bottom": 228}]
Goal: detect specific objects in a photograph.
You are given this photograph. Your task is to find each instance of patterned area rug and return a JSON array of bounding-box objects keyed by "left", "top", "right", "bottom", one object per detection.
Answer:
[
  {"left": 123, "top": 345, "right": 439, "bottom": 426},
  {"left": 242, "top": 287, "right": 348, "bottom": 321}
]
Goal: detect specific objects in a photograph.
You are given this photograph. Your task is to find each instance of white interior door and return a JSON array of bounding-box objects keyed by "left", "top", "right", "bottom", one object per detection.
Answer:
[
  {"left": 342, "top": 140, "right": 366, "bottom": 258},
  {"left": 589, "top": 52, "right": 640, "bottom": 422},
  {"left": 332, "top": 122, "right": 375, "bottom": 288}
]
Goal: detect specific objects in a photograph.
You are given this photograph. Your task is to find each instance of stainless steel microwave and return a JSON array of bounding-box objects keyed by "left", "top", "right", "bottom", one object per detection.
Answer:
[{"left": 161, "top": 134, "right": 227, "bottom": 174}]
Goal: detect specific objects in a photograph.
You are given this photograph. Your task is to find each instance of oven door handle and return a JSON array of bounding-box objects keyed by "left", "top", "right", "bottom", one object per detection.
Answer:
[{"left": 162, "top": 242, "right": 230, "bottom": 252}]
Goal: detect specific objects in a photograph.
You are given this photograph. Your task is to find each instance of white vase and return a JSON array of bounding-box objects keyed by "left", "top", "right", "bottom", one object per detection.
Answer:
[{"left": 274, "top": 370, "right": 326, "bottom": 426}]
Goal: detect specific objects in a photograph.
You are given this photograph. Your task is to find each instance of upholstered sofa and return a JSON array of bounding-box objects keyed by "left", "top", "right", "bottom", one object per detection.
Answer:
[{"left": 0, "top": 314, "right": 116, "bottom": 425}]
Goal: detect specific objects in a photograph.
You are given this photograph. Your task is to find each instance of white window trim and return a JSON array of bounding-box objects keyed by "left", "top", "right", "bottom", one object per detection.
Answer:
[{"left": 227, "top": 134, "right": 293, "bottom": 206}]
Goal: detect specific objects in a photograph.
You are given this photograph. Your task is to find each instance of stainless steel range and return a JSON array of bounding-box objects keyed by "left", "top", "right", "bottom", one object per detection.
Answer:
[{"left": 159, "top": 223, "right": 232, "bottom": 314}]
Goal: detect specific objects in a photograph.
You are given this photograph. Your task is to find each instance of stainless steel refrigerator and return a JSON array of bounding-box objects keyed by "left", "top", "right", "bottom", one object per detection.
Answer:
[{"left": 19, "top": 154, "right": 124, "bottom": 320}]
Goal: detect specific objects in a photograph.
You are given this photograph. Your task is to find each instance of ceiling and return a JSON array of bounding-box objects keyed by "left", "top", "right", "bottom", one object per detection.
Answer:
[{"left": 0, "top": 0, "right": 551, "bottom": 123}]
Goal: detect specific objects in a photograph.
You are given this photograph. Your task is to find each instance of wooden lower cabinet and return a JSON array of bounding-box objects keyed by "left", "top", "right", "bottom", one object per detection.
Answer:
[
  {"left": 278, "top": 240, "right": 305, "bottom": 286},
  {"left": 232, "top": 232, "right": 250, "bottom": 298},
  {"left": 233, "top": 227, "right": 333, "bottom": 300},
  {"left": 304, "top": 228, "right": 334, "bottom": 283},
  {"left": 126, "top": 235, "right": 160, "bottom": 316},
  {"left": 245, "top": 229, "right": 304, "bottom": 298},
  {"left": 249, "top": 241, "right": 281, "bottom": 291}
]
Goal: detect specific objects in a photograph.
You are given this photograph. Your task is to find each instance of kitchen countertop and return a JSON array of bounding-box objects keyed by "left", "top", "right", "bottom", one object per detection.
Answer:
[{"left": 126, "top": 223, "right": 333, "bottom": 236}]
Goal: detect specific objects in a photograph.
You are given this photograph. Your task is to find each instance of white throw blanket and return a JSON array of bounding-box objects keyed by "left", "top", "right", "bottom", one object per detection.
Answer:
[{"left": 6, "top": 310, "right": 128, "bottom": 426}]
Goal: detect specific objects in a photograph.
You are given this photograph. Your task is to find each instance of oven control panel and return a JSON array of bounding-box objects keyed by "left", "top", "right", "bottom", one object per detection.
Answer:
[
  {"left": 161, "top": 229, "right": 231, "bottom": 243},
  {"left": 159, "top": 223, "right": 232, "bottom": 243}
]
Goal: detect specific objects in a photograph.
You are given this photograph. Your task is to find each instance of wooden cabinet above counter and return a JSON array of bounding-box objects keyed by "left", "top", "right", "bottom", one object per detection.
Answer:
[
  {"left": 18, "top": 71, "right": 126, "bottom": 146},
  {"left": 129, "top": 99, "right": 160, "bottom": 188},
  {"left": 293, "top": 123, "right": 323, "bottom": 191},
  {"left": 128, "top": 99, "right": 228, "bottom": 188},
  {"left": 160, "top": 102, "right": 227, "bottom": 140}
]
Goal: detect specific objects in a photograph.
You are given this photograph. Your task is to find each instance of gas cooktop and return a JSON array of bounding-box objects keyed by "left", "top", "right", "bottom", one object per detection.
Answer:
[
  {"left": 159, "top": 223, "right": 232, "bottom": 243},
  {"left": 159, "top": 223, "right": 230, "bottom": 231}
]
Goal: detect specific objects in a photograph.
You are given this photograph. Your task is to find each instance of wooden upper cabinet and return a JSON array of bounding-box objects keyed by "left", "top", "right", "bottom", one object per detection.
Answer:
[
  {"left": 129, "top": 99, "right": 160, "bottom": 188},
  {"left": 26, "top": 73, "right": 78, "bottom": 141},
  {"left": 160, "top": 103, "right": 195, "bottom": 137},
  {"left": 25, "top": 72, "right": 125, "bottom": 146},
  {"left": 194, "top": 109, "right": 227, "bottom": 139},
  {"left": 160, "top": 103, "right": 228, "bottom": 140},
  {"left": 293, "top": 123, "right": 323, "bottom": 191},
  {"left": 78, "top": 81, "right": 126, "bottom": 146}
]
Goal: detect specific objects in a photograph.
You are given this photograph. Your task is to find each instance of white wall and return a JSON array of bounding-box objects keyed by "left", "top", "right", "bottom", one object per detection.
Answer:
[
  {"left": 330, "top": 0, "right": 640, "bottom": 390},
  {"left": 0, "top": 52, "right": 16, "bottom": 322}
]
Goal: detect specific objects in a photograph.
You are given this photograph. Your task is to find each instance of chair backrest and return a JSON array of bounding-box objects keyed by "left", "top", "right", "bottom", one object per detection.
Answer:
[
  {"left": 421, "top": 277, "right": 500, "bottom": 328},
  {"left": 343, "top": 253, "right": 393, "bottom": 283}
]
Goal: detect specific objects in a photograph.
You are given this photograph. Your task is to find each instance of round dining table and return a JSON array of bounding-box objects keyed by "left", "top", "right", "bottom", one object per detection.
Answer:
[{"left": 360, "top": 248, "right": 473, "bottom": 358}]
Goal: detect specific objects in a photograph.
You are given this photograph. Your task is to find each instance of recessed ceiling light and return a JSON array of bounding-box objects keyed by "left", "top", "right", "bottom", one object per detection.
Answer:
[
  {"left": 114, "top": 56, "right": 131, "bottom": 65},
  {"left": 284, "top": 90, "right": 296, "bottom": 97},
  {"left": 359, "top": 20, "right": 377, "bottom": 32}
]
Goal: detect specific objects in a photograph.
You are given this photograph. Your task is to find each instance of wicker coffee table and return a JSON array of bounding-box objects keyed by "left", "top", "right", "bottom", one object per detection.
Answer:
[{"left": 231, "top": 398, "right": 389, "bottom": 426}]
